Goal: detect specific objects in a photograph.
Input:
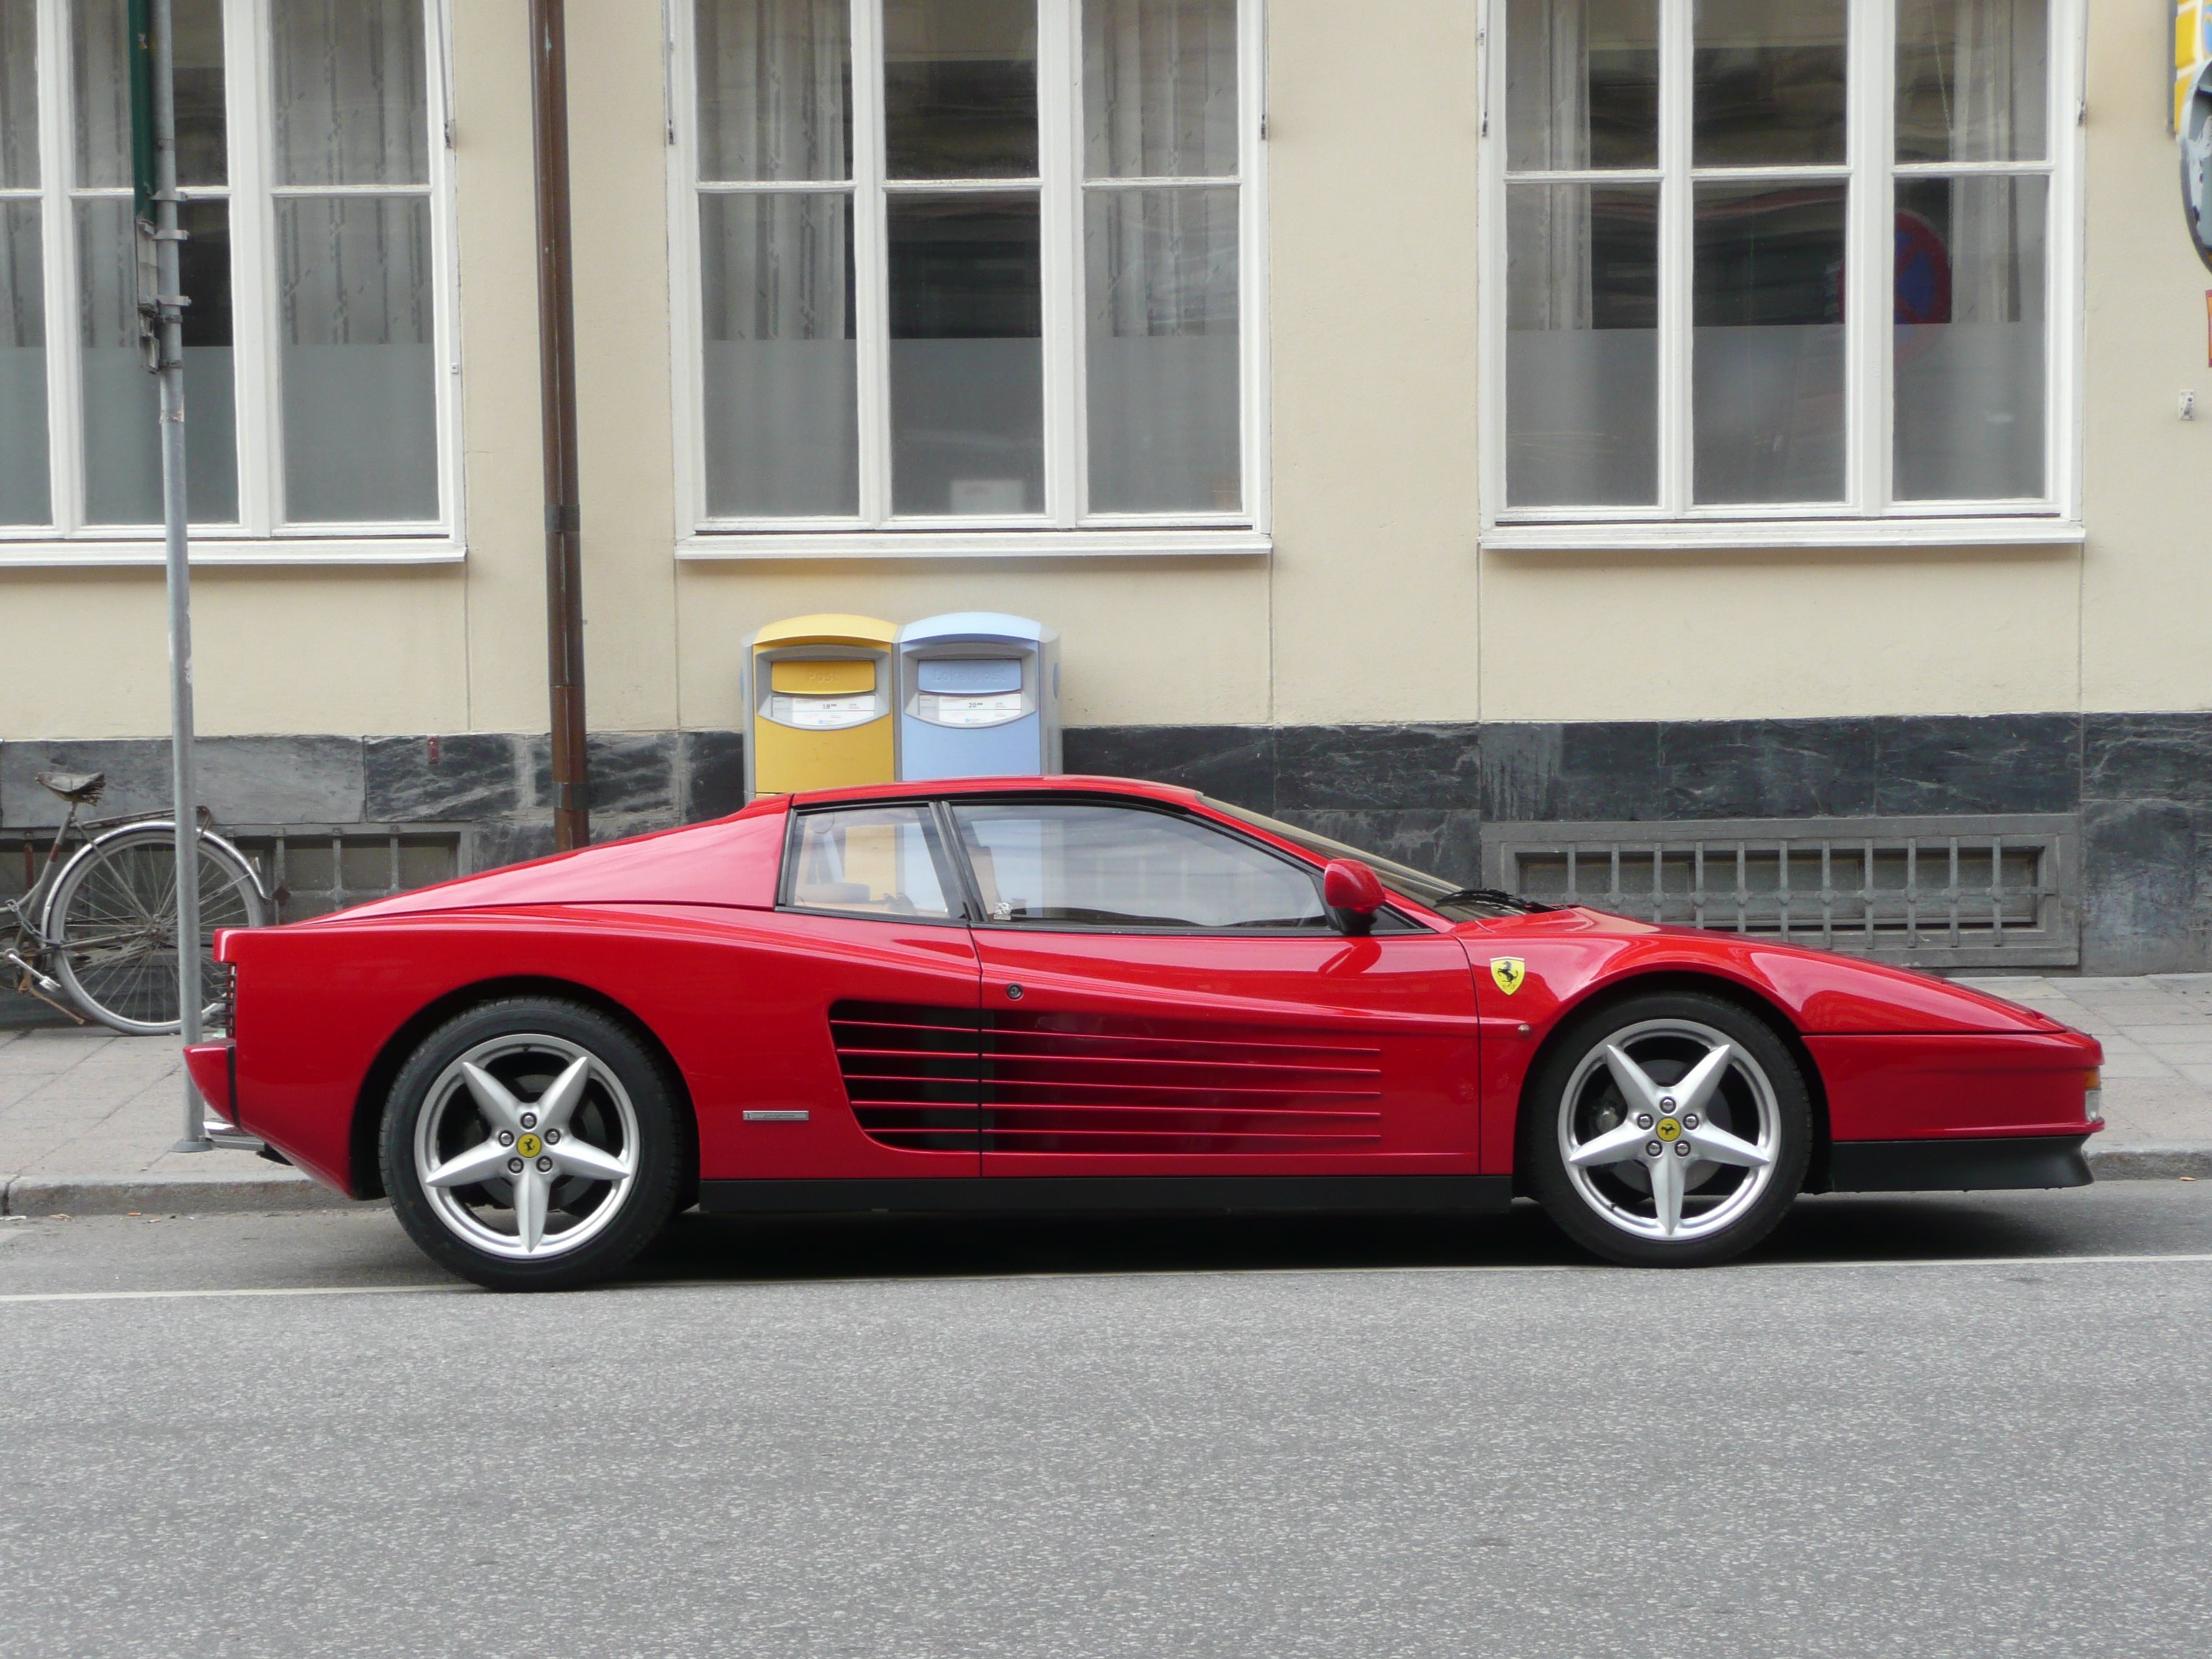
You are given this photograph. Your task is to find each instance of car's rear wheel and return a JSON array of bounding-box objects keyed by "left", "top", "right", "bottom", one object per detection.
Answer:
[
  {"left": 381, "top": 999, "right": 686, "bottom": 1291},
  {"left": 1521, "top": 991, "right": 1811, "bottom": 1267}
]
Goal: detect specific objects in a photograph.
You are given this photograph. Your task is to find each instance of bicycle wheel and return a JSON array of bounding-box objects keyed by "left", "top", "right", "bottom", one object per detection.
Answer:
[{"left": 43, "top": 824, "right": 268, "bottom": 1035}]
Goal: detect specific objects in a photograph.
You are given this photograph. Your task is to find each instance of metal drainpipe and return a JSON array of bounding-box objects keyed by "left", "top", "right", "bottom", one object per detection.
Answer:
[{"left": 530, "top": 0, "right": 590, "bottom": 850}]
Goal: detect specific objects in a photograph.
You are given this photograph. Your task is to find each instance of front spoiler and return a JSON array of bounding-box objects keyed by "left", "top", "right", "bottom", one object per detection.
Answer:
[{"left": 1825, "top": 1134, "right": 2094, "bottom": 1193}]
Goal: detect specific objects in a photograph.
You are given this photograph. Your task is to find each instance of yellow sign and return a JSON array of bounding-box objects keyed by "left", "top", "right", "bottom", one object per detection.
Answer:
[
  {"left": 1656, "top": 1118, "right": 1682, "bottom": 1143},
  {"left": 516, "top": 1133, "right": 542, "bottom": 1159},
  {"left": 2185, "top": 1, "right": 2211, "bottom": 131},
  {"left": 1489, "top": 957, "right": 1527, "bottom": 996}
]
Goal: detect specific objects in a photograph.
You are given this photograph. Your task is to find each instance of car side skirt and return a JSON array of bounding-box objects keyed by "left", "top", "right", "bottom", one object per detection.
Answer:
[
  {"left": 698, "top": 1174, "right": 1515, "bottom": 1217},
  {"left": 1825, "top": 1135, "right": 2094, "bottom": 1194}
]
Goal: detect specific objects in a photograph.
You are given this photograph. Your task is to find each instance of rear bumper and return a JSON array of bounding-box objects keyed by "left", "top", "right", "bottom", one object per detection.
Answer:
[
  {"left": 183, "top": 1040, "right": 237, "bottom": 1127},
  {"left": 1825, "top": 1134, "right": 2093, "bottom": 1193}
]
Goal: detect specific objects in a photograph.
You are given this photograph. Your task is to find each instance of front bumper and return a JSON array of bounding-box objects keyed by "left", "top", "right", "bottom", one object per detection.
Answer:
[{"left": 1826, "top": 1134, "right": 2094, "bottom": 1193}]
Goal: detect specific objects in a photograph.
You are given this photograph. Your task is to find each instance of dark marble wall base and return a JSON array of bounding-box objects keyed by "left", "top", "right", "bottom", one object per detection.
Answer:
[{"left": 6, "top": 713, "right": 2209, "bottom": 974}]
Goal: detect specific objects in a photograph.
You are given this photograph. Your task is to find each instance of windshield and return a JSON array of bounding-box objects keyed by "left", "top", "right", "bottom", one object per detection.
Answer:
[{"left": 1201, "top": 799, "right": 1548, "bottom": 920}]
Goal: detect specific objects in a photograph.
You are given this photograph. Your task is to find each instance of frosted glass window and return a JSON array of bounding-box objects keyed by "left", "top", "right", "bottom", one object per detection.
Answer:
[
  {"left": 78, "top": 199, "right": 238, "bottom": 526},
  {"left": 0, "top": 202, "right": 45, "bottom": 525},
  {"left": 1894, "top": 175, "right": 2045, "bottom": 500},
  {"left": 1085, "top": 187, "right": 1239, "bottom": 513},
  {"left": 701, "top": 192, "right": 858, "bottom": 516},
  {"left": 687, "top": 0, "right": 1255, "bottom": 531},
  {"left": 1506, "top": 0, "right": 1658, "bottom": 173},
  {"left": 1692, "top": 184, "right": 1846, "bottom": 503},
  {"left": 1506, "top": 184, "right": 1658, "bottom": 507},
  {"left": 277, "top": 196, "right": 436, "bottom": 522},
  {"left": 889, "top": 194, "right": 1043, "bottom": 516}
]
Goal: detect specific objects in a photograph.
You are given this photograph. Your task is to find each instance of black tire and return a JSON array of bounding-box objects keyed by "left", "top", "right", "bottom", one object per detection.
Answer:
[
  {"left": 1521, "top": 990, "right": 1811, "bottom": 1267},
  {"left": 381, "top": 998, "right": 688, "bottom": 1291}
]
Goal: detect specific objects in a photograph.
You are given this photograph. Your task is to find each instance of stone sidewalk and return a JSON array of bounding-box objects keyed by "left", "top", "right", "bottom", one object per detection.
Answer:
[{"left": 4, "top": 977, "right": 2208, "bottom": 1215}]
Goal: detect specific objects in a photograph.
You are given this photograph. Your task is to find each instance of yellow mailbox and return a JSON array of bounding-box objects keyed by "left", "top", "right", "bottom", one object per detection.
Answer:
[{"left": 742, "top": 615, "right": 899, "bottom": 798}]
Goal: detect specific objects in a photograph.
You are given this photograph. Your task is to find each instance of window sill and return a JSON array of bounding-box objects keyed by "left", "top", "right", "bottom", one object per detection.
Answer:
[
  {"left": 0, "top": 537, "right": 466, "bottom": 569},
  {"left": 1480, "top": 517, "right": 2087, "bottom": 553},
  {"left": 677, "top": 527, "right": 1273, "bottom": 561}
]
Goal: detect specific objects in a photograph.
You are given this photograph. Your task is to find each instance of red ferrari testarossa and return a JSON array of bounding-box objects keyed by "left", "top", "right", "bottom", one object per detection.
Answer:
[{"left": 186, "top": 777, "right": 2103, "bottom": 1289}]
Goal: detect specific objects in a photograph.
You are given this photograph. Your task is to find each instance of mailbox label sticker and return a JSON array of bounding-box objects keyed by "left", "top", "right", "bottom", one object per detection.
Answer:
[
  {"left": 780, "top": 695, "right": 878, "bottom": 729},
  {"left": 930, "top": 693, "right": 1025, "bottom": 727},
  {"left": 1490, "top": 957, "right": 1527, "bottom": 996}
]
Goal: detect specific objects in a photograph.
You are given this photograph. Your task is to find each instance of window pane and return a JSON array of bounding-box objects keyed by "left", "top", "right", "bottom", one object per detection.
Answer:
[
  {"left": 1506, "top": 182, "right": 1657, "bottom": 507},
  {"left": 1894, "top": 175, "right": 2046, "bottom": 500},
  {"left": 73, "top": 0, "right": 228, "bottom": 188},
  {"left": 1083, "top": 0, "right": 1238, "bottom": 180},
  {"left": 951, "top": 803, "right": 1328, "bottom": 930},
  {"left": 889, "top": 193, "right": 1042, "bottom": 516},
  {"left": 1506, "top": 0, "right": 1658, "bottom": 172},
  {"left": 1085, "top": 186, "right": 1238, "bottom": 513},
  {"left": 884, "top": 0, "right": 1037, "bottom": 179},
  {"left": 1693, "top": 183, "right": 1845, "bottom": 503},
  {"left": 695, "top": 0, "right": 850, "bottom": 183},
  {"left": 77, "top": 197, "right": 236, "bottom": 524},
  {"left": 0, "top": 202, "right": 46, "bottom": 524},
  {"left": 701, "top": 191, "right": 858, "bottom": 516},
  {"left": 1896, "top": 0, "right": 2046, "bottom": 163},
  {"left": 1693, "top": 0, "right": 1845, "bottom": 167},
  {"left": 1, "top": 0, "right": 35, "bottom": 187},
  {"left": 277, "top": 196, "right": 436, "bottom": 522},
  {"left": 270, "top": 0, "right": 427, "bottom": 187},
  {"left": 790, "top": 806, "right": 952, "bottom": 919}
]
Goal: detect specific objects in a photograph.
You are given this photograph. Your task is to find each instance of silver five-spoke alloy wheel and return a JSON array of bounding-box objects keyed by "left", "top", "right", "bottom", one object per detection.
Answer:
[
  {"left": 414, "top": 1034, "right": 640, "bottom": 1261},
  {"left": 1557, "top": 1017, "right": 1781, "bottom": 1243}
]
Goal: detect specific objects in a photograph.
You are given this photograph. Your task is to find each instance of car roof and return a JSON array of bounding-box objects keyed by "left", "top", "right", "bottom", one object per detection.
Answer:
[{"left": 785, "top": 775, "right": 1205, "bottom": 809}]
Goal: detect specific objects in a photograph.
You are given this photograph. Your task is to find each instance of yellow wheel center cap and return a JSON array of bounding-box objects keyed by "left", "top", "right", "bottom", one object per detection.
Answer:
[
  {"left": 1655, "top": 1118, "right": 1682, "bottom": 1142},
  {"left": 516, "top": 1133, "right": 543, "bottom": 1159}
]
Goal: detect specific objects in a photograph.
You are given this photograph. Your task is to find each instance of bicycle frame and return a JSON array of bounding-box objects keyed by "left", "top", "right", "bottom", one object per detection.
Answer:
[{"left": 4, "top": 797, "right": 91, "bottom": 1017}]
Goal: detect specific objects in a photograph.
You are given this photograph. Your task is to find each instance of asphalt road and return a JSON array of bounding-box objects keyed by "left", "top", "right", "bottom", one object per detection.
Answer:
[{"left": 2, "top": 1186, "right": 2210, "bottom": 1658}]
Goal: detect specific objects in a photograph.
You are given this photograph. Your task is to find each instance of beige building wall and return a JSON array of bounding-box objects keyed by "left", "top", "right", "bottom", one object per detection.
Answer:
[{"left": 4, "top": 0, "right": 2207, "bottom": 744}]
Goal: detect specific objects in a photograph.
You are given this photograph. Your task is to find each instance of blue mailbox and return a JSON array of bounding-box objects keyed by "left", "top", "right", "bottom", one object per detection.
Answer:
[{"left": 896, "top": 613, "right": 1061, "bottom": 781}]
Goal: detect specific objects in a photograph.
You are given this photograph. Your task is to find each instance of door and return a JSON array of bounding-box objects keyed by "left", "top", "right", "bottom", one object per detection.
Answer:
[
  {"left": 746, "top": 801, "right": 982, "bottom": 1178},
  {"left": 943, "top": 798, "right": 1483, "bottom": 1177}
]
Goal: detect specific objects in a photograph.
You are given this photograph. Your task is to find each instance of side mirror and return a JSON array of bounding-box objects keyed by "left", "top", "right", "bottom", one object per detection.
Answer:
[{"left": 1322, "top": 859, "right": 1385, "bottom": 935}]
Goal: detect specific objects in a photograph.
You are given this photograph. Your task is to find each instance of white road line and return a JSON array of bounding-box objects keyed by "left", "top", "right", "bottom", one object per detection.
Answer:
[
  {"left": 1, "top": 1252, "right": 2209, "bottom": 1305},
  {"left": 0, "top": 1283, "right": 460, "bottom": 1305}
]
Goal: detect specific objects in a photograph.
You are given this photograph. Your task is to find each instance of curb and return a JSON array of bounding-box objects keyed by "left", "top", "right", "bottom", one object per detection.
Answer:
[
  {"left": 2087, "top": 1143, "right": 2212, "bottom": 1180},
  {"left": 1, "top": 1174, "right": 374, "bottom": 1218}
]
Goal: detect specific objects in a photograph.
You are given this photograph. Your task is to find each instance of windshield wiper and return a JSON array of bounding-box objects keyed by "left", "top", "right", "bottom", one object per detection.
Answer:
[{"left": 1430, "top": 887, "right": 1557, "bottom": 914}]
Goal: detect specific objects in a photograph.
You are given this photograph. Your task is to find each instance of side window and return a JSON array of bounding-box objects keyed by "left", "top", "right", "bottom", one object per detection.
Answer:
[
  {"left": 787, "top": 805, "right": 953, "bottom": 920},
  {"left": 949, "top": 803, "right": 1328, "bottom": 931}
]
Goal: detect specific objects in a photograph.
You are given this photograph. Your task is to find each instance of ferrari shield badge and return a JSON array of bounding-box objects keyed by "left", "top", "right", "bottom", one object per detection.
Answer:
[{"left": 1489, "top": 957, "right": 1527, "bottom": 996}]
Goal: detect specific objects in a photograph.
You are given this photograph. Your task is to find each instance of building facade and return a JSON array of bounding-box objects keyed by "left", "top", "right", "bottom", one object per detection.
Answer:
[{"left": 1, "top": 0, "right": 2206, "bottom": 976}]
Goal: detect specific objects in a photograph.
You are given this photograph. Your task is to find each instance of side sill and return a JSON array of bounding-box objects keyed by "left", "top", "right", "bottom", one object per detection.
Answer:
[
  {"left": 698, "top": 1174, "right": 1514, "bottom": 1216},
  {"left": 1823, "top": 1134, "right": 2093, "bottom": 1194}
]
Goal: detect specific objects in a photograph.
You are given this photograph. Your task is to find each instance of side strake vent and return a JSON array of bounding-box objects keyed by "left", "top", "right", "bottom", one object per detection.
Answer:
[
  {"left": 985, "top": 1012, "right": 1385, "bottom": 1155},
  {"left": 828, "top": 1002, "right": 980, "bottom": 1152},
  {"left": 827, "top": 1003, "right": 1384, "bottom": 1156}
]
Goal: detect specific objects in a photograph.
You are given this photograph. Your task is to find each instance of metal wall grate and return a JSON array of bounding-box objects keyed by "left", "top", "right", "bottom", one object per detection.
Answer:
[
  {"left": 222, "top": 824, "right": 470, "bottom": 923},
  {"left": 1480, "top": 815, "right": 2080, "bottom": 968}
]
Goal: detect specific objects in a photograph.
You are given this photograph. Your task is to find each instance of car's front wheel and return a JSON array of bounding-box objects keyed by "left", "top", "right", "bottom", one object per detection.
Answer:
[
  {"left": 1521, "top": 991, "right": 1811, "bottom": 1267},
  {"left": 381, "top": 999, "right": 687, "bottom": 1291}
]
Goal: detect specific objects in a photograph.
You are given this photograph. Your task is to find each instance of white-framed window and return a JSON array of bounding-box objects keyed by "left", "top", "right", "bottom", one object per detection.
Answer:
[
  {"left": 669, "top": 0, "right": 1269, "bottom": 558},
  {"left": 0, "top": 0, "right": 460, "bottom": 565},
  {"left": 1480, "top": 0, "right": 2080, "bottom": 549}
]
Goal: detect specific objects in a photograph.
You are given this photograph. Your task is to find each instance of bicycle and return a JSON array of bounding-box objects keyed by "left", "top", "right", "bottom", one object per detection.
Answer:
[{"left": 4, "top": 770, "right": 269, "bottom": 1035}]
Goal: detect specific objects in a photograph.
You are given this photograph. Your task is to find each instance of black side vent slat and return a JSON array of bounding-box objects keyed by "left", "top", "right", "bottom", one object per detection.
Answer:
[{"left": 830, "top": 1001, "right": 983, "bottom": 1152}]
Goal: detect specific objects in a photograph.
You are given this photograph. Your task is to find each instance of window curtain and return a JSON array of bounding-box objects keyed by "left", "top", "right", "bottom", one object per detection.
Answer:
[
  {"left": 0, "top": 0, "right": 43, "bottom": 523},
  {"left": 1082, "top": 0, "right": 1241, "bottom": 513},
  {"left": 696, "top": 0, "right": 857, "bottom": 517}
]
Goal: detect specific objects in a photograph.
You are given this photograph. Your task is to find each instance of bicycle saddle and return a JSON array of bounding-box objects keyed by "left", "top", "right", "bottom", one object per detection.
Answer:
[{"left": 35, "top": 770, "right": 106, "bottom": 804}]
